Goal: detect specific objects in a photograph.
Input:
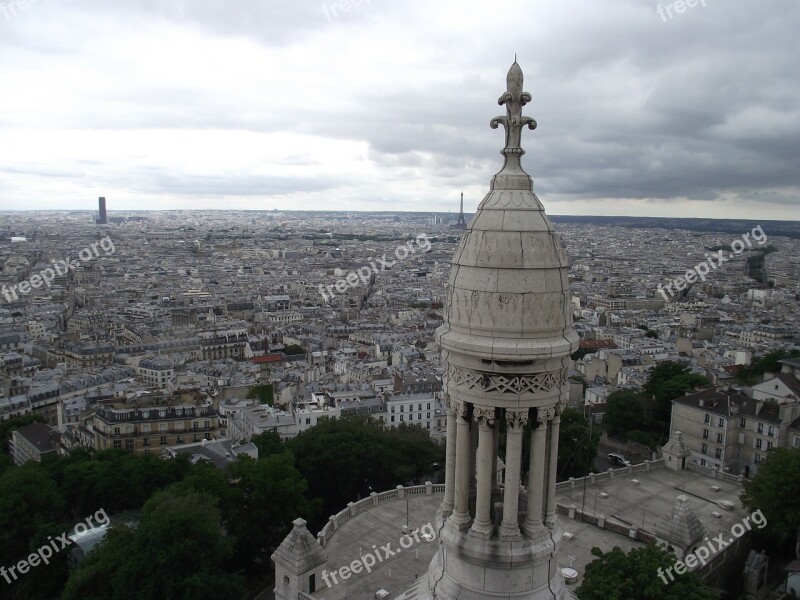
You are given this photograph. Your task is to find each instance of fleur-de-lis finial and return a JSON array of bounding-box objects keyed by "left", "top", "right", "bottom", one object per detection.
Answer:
[{"left": 490, "top": 60, "right": 537, "bottom": 184}]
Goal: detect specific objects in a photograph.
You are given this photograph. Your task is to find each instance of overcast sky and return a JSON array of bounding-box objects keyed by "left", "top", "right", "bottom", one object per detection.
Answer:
[{"left": 0, "top": 0, "right": 798, "bottom": 219}]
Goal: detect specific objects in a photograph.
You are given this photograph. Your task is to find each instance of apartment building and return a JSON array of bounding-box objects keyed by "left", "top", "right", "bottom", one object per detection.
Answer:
[
  {"left": 91, "top": 396, "right": 218, "bottom": 454},
  {"left": 10, "top": 422, "right": 59, "bottom": 465},
  {"left": 670, "top": 378, "right": 800, "bottom": 477},
  {"left": 378, "top": 392, "right": 446, "bottom": 435}
]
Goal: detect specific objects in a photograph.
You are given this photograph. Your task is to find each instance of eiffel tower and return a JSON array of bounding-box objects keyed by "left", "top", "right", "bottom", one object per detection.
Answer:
[{"left": 454, "top": 191, "right": 467, "bottom": 229}]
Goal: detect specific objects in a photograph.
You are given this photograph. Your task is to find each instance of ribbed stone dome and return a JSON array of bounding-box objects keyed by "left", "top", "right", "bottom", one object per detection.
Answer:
[{"left": 436, "top": 61, "right": 578, "bottom": 370}]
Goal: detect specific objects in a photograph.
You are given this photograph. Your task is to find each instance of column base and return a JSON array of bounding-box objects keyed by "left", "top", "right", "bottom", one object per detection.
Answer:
[
  {"left": 468, "top": 521, "right": 493, "bottom": 539},
  {"left": 498, "top": 524, "right": 522, "bottom": 540},
  {"left": 449, "top": 512, "right": 473, "bottom": 531}
]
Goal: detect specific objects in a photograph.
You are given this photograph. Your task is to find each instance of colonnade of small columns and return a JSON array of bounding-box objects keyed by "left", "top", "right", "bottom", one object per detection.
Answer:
[{"left": 441, "top": 398, "right": 561, "bottom": 540}]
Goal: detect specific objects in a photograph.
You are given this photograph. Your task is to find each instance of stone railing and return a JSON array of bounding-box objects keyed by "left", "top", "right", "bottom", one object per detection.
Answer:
[
  {"left": 686, "top": 462, "right": 744, "bottom": 485},
  {"left": 555, "top": 459, "right": 665, "bottom": 493},
  {"left": 316, "top": 482, "right": 445, "bottom": 547}
]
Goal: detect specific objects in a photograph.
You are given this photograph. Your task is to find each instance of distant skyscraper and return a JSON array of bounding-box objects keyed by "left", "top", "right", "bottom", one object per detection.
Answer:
[
  {"left": 454, "top": 192, "right": 467, "bottom": 229},
  {"left": 97, "top": 197, "right": 107, "bottom": 225}
]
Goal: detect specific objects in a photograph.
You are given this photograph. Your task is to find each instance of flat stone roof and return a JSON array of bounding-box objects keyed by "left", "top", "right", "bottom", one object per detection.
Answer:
[{"left": 305, "top": 465, "right": 750, "bottom": 598}]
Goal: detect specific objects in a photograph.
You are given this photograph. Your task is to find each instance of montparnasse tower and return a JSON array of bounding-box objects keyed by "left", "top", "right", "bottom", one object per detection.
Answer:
[{"left": 424, "top": 59, "right": 579, "bottom": 599}]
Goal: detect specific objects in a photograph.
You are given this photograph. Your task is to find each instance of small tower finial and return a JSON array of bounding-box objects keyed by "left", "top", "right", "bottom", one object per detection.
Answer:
[{"left": 489, "top": 60, "right": 537, "bottom": 183}]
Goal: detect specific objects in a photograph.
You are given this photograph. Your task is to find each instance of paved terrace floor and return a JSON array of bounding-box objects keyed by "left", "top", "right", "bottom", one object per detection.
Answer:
[{"left": 308, "top": 466, "right": 749, "bottom": 598}]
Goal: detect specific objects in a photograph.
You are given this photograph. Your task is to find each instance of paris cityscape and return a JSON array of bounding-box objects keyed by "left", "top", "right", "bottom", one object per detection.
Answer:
[{"left": 1, "top": 1, "right": 800, "bottom": 599}]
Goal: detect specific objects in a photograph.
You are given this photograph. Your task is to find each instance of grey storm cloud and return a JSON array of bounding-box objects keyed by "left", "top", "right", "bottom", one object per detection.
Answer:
[{"left": 0, "top": 0, "right": 798, "bottom": 218}]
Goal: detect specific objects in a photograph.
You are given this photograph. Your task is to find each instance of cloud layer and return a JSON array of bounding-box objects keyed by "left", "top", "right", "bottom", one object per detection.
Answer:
[{"left": 0, "top": 0, "right": 798, "bottom": 218}]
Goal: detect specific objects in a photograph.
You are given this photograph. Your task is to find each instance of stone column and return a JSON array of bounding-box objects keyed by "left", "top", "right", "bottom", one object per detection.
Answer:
[
  {"left": 523, "top": 410, "right": 548, "bottom": 537},
  {"left": 491, "top": 423, "right": 499, "bottom": 490},
  {"left": 499, "top": 409, "right": 528, "bottom": 539},
  {"left": 470, "top": 405, "right": 496, "bottom": 538},
  {"left": 441, "top": 396, "right": 457, "bottom": 517},
  {"left": 450, "top": 400, "right": 473, "bottom": 530},
  {"left": 469, "top": 410, "right": 479, "bottom": 494},
  {"left": 545, "top": 405, "right": 561, "bottom": 527}
]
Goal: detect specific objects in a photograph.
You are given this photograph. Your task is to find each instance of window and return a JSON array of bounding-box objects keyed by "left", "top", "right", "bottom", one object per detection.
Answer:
[
  {"left": 427, "top": 403, "right": 431, "bottom": 409},
  {"left": 193, "top": 422, "right": 198, "bottom": 430},
  {"left": 143, "top": 438, "right": 150, "bottom": 447},
  {"left": 715, "top": 448, "right": 722, "bottom": 459},
  {"left": 718, "top": 418, "right": 725, "bottom": 428},
  {"left": 768, "top": 426, "right": 776, "bottom": 438},
  {"left": 306, "top": 418, "right": 311, "bottom": 425},
  {"left": 113, "top": 427, "right": 120, "bottom": 436},
  {"left": 400, "top": 415, "right": 404, "bottom": 422},
  {"left": 125, "top": 439, "right": 133, "bottom": 451},
  {"left": 756, "top": 438, "right": 763, "bottom": 449},
  {"left": 113, "top": 440, "right": 121, "bottom": 449},
  {"left": 177, "top": 436, "right": 183, "bottom": 444},
  {"left": 427, "top": 412, "right": 431, "bottom": 419},
  {"left": 757, "top": 422, "right": 764, "bottom": 434},
  {"left": 391, "top": 416, "right": 395, "bottom": 423},
  {"left": 141, "top": 424, "right": 150, "bottom": 433},
  {"left": 794, "top": 436, "right": 800, "bottom": 449},
  {"left": 704, "top": 413, "right": 710, "bottom": 424},
  {"left": 740, "top": 417, "right": 746, "bottom": 428},
  {"left": 409, "top": 414, "right": 413, "bottom": 421},
  {"left": 702, "top": 429, "right": 709, "bottom": 439},
  {"left": 160, "top": 436, "right": 167, "bottom": 445},
  {"left": 767, "top": 441, "right": 774, "bottom": 450},
  {"left": 193, "top": 434, "right": 200, "bottom": 442},
  {"left": 391, "top": 406, "right": 395, "bottom": 413},
  {"left": 400, "top": 406, "right": 404, "bottom": 412},
  {"left": 701, "top": 443, "right": 708, "bottom": 455},
  {"left": 159, "top": 423, "right": 167, "bottom": 432},
  {"left": 754, "top": 453, "right": 762, "bottom": 463},
  {"left": 700, "top": 458, "right": 707, "bottom": 467},
  {"left": 716, "top": 433, "right": 723, "bottom": 444}
]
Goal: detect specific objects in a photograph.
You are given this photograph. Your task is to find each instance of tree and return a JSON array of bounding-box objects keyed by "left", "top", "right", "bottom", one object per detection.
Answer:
[
  {"left": 0, "top": 463, "right": 63, "bottom": 569},
  {"left": 63, "top": 489, "right": 244, "bottom": 600},
  {"left": 741, "top": 447, "right": 800, "bottom": 550},
  {"left": 283, "top": 344, "right": 305, "bottom": 356},
  {"left": 247, "top": 383, "right": 275, "bottom": 405},
  {"left": 604, "top": 390, "right": 647, "bottom": 440},
  {"left": 576, "top": 545, "right": 717, "bottom": 600},
  {"left": 287, "top": 415, "right": 440, "bottom": 529},
  {"left": 227, "top": 453, "right": 316, "bottom": 572},
  {"left": 250, "top": 430, "right": 285, "bottom": 456},
  {"left": 558, "top": 408, "right": 601, "bottom": 479},
  {"left": 644, "top": 362, "right": 708, "bottom": 429},
  {"left": 737, "top": 349, "right": 800, "bottom": 386}
]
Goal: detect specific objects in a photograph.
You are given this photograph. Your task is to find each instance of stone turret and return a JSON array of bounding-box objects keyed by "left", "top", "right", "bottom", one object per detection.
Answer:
[
  {"left": 424, "top": 60, "right": 579, "bottom": 600},
  {"left": 272, "top": 518, "right": 328, "bottom": 599}
]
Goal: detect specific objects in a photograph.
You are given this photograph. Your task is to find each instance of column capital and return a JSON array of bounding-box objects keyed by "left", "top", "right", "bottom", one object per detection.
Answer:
[
  {"left": 473, "top": 405, "right": 496, "bottom": 429},
  {"left": 505, "top": 408, "right": 529, "bottom": 431},
  {"left": 531, "top": 407, "right": 548, "bottom": 430},
  {"left": 445, "top": 394, "right": 457, "bottom": 416},
  {"left": 455, "top": 400, "right": 472, "bottom": 421}
]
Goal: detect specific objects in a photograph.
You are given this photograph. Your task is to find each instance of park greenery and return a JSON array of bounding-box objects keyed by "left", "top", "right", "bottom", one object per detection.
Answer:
[
  {"left": 576, "top": 545, "right": 717, "bottom": 600},
  {"left": 601, "top": 361, "right": 709, "bottom": 449},
  {"left": 741, "top": 446, "right": 800, "bottom": 553},
  {"left": 0, "top": 414, "right": 441, "bottom": 599}
]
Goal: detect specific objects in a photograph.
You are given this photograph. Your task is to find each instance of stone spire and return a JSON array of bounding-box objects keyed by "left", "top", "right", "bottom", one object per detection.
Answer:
[
  {"left": 425, "top": 60, "right": 579, "bottom": 600},
  {"left": 655, "top": 495, "right": 705, "bottom": 555}
]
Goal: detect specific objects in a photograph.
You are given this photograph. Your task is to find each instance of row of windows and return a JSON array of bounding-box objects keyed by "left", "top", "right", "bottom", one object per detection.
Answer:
[
  {"left": 113, "top": 420, "right": 211, "bottom": 435},
  {"left": 112, "top": 432, "right": 211, "bottom": 449},
  {"left": 390, "top": 403, "right": 433, "bottom": 413},
  {"left": 704, "top": 414, "right": 777, "bottom": 437},
  {"left": 390, "top": 413, "right": 432, "bottom": 422},
  {"left": 702, "top": 429, "right": 725, "bottom": 443}
]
